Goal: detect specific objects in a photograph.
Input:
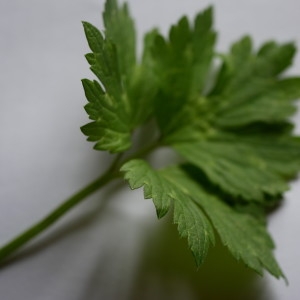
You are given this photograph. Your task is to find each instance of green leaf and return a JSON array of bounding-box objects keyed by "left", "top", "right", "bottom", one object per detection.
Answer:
[
  {"left": 150, "top": 7, "right": 216, "bottom": 137},
  {"left": 121, "top": 159, "right": 284, "bottom": 278},
  {"left": 257, "top": 41, "right": 296, "bottom": 77},
  {"left": 235, "top": 135, "right": 300, "bottom": 178},
  {"left": 173, "top": 138, "right": 289, "bottom": 202},
  {"left": 164, "top": 165, "right": 284, "bottom": 278},
  {"left": 209, "top": 37, "right": 299, "bottom": 129},
  {"left": 80, "top": 76, "right": 131, "bottom": 153},
  {"left": 214, "top": 79, "right": 300, "bottom": 128},
  {"left": 81, "top": 0, "right": 137, "bottom": 153},
  {"left": 103, "top": 0, "right": 136, "bottom": 80},
  {"left": 81, "top": 2, "right": 159, "bottom": 152},
  {"left": 121, "top": 159, "right": 215, "bottom": 266},
  {"left": 82, "top": 22, "right": 122, "bottom": 98},
  {"left": 125, "top": 29, "right": 160, "bottom": 126},
  {"left": 81, "top": 20, "right": 104, "bottom": 53},
  {"left": 80, "top": 1, "right": 300, "bottom": 279},
  {"left": 121, "top": 159, "right": 171, "bottom": 218},
  {"left": 211, "top": 37, "right": 296, "bottom": 95},
  {"left": 81, "top": 21, "right": 132, "bottom": 153},
  {"left": 212, "top": 77, "right": 300, "bottom": 128}
]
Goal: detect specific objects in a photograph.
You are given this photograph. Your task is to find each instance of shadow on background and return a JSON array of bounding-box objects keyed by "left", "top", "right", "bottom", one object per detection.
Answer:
[
  {"left": 130, "top": 216, "right": 274, "bottom": 300},
  {"left": 0, "top": 178, "right": 125, "bottom": 270}
]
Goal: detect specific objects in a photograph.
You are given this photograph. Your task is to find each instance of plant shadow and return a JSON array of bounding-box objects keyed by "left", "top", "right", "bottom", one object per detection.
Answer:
[
  {"left": 129, "top": 216, "right": 275, "bottom": 300},
  {"left": 0, "top": 179, "right": 125, "bottom": 270}
]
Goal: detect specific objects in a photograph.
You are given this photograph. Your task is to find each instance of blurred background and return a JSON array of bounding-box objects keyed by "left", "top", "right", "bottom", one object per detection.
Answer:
[{"left": 0, "top": 0, "right": 300, "bottom": 299}]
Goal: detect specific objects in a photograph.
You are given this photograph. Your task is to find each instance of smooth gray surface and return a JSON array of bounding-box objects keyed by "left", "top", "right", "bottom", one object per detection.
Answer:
[{"left": 1, "top": 0, "right": 300, "bottom": 299}]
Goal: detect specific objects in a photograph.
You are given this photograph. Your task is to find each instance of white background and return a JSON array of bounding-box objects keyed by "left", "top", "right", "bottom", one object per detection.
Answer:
[{"left": 0, "top": 0, "right": 300, "bottom": 299}]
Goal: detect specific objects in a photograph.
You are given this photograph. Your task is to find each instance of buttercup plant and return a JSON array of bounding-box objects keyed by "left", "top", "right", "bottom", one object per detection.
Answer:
[{"left": 1, "top": 0, "right": 300, "bottom": 281}]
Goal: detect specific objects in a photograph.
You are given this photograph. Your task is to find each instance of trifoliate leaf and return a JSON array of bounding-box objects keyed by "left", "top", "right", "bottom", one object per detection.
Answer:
[
  {"left": 147, "top": 29, "right": 300, "bottom": 201},
  {"left": 121, "top": 159, "right": 284, "bottom": 278},
  {"left": 81, "top": 0, "right": 300, "bottom": 279}
]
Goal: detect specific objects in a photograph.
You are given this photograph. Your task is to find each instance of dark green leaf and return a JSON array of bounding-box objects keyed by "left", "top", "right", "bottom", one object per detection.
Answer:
[
  {"left": 173, "top": 138, "right": 289, "bottom": 201},
  {"left": 121, "top": 159, "right": 284, "bottom": 278},
  {"left": 121, "top": 159, "right": 215, "bottom": 266}
]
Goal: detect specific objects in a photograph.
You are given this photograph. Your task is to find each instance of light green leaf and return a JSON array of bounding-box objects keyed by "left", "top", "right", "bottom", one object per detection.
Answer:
[
  {"left": 81, "top": 21, "right": 132, "bottom": 153},
  {"left": 82, "top": 1, "right": 136, "bottom": 153},
  {"left": 121, "top": 159, "right": 171, "bottom": 218},
  {"left": 80, "top": 76, "right": 131, "bottom": 153},
  {"left": 82, "top": 22, "right": 122, "bottom": 99},
  {"left": 103, "top": 0, "right": 136, "bottom": 80},
  {"left": 81, "top": 3, "right": 158, "bottom": 152}
]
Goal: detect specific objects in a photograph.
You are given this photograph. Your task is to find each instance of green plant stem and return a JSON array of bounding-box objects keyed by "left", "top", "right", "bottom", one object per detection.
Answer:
[
  {"left": 0, "top": 159, "right": 120, "bottom": 264},
  {"left": 0, "top": 142, "right": 159, "bottom": 264}
]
